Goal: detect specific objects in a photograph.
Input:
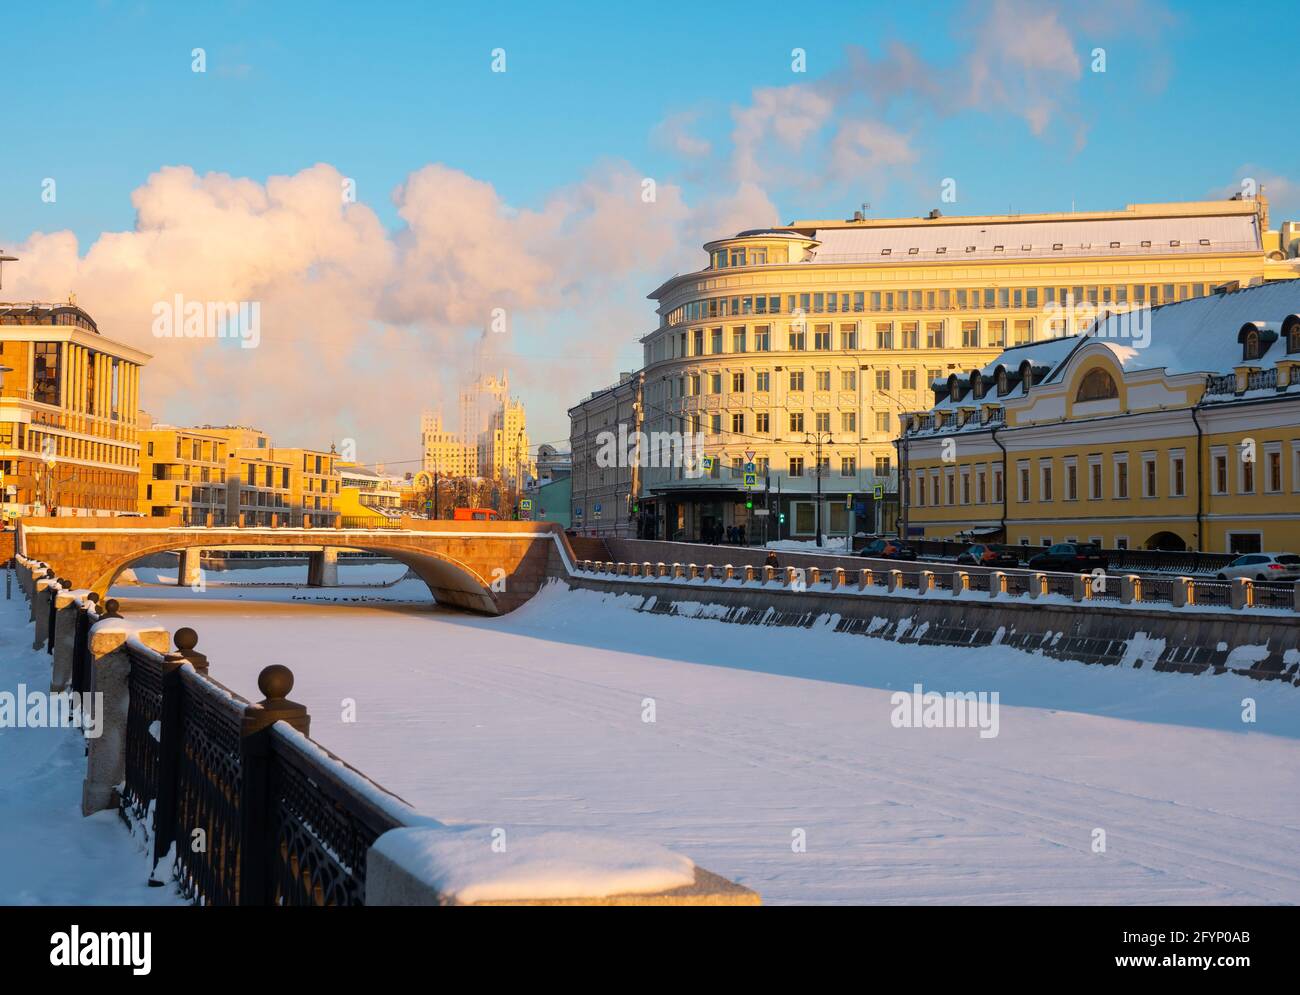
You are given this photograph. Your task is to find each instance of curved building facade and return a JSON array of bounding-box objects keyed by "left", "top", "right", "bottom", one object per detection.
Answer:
[{"left": 571, "top": 197, "right": 1299, "bottom": 542}]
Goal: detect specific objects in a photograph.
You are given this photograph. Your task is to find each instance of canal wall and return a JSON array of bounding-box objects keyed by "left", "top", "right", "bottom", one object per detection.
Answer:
[{"left": 564, "top": 573, "right": 1300, "bottom": 683}]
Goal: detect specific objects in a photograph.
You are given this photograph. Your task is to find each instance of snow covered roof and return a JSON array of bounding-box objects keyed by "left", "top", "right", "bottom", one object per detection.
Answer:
[
  {"left": 1051, "top": 279, "right": 1300, "bottom": 382},
  {"left": 807, "top": 213, "right": 1259, "bottom": 265}
]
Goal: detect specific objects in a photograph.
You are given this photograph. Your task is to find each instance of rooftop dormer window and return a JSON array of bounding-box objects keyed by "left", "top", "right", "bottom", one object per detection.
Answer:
[
  {"left": 997, "top": 368, "right": 1009, "bottom": 396},
  {"left": 1238, "top": 322, "right": 1278, "bottom": 362},
  {"left": 1286, "top": 316, "right": 1300, "bottom": 354},
  {"left": 1243, "top": 330, "right": 1262, "bottom": 361}
]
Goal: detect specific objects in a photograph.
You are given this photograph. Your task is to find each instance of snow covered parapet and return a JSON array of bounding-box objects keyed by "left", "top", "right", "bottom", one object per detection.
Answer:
[{"left": 366, "top": 826, "right": 760, "bottom": 906}]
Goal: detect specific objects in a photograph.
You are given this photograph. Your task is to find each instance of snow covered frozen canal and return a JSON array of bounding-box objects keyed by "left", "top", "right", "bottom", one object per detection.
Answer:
[{"left": 114, "top": 578, "right": 1300, "bottom": 905}]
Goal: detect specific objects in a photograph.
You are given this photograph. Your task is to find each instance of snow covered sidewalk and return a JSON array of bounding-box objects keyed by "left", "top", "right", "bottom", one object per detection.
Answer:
[{"left": 0, "top": 584, "right": 184, "bottom": 905}]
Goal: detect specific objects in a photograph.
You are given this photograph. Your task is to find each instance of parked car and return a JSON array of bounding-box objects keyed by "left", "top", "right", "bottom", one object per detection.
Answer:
[
  {"left": 1027, "top": 542, "right": 1108, "bottom": 572},
  {"left": 859, "top": 538, "right": 918, "bottom": 561},
  {"left": 1215, "top": 552, "right": 1300, "bottom": 583},
  {"left": 956, "top": 543, "right": 1021, "bottom": 568}
]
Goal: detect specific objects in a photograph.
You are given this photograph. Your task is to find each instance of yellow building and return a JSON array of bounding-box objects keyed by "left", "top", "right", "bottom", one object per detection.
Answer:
[
  {"left": 898, "top": 279, "right": 1300, "bottom": 554},
  {"left": 0, "top": 301, "right": 148, "bottom": 518},
  {"left": 605, "top": 196, "right": 1299, "bottom": 542},
  {"left": 420, "top": 410, "right": 476, "bottom": 478},
  {"left": 479, "top": 395, "right": 534, "bottom": 489},
  {"left": 337, "top": 463, "right": 403, "bottom": 524},
  {"left": 138, "top": 426, "right": 230, "bottom": 524},
  {"left": 187, "top": 426, "right": 340, "bottom": 527}
]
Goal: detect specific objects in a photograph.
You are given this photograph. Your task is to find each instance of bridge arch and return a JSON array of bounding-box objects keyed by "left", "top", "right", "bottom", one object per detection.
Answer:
[
  {"left": 90, "top": 536, "right": 501, "bottom": 613},
  {"left": 18, "top": 519, "right": 570, "bottom": 615}
]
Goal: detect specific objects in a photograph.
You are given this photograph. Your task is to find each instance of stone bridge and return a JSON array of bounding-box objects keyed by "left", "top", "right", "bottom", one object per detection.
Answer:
[{"left": 17, "top": 516, "right": 575, "bottom": 614}]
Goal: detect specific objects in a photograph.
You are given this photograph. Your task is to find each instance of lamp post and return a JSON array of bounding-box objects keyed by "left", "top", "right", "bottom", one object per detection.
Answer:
[{"left": 804, "top": 431, "right": 834, "bottom": 547}]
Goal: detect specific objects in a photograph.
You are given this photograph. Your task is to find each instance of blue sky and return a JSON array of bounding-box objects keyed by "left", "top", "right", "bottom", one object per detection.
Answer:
[{"left": 1, "top": 0, "right": 1297, "bottom": 455}]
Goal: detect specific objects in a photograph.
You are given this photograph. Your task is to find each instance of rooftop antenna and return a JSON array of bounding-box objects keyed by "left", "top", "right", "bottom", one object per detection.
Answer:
[{"left": 0, "top": 250, "right": 17, "bottom": 291}]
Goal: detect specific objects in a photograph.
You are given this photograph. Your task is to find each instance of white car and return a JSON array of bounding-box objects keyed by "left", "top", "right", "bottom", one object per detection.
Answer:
[{"left": 1215, "top": 552, "right": 1300, "bottom": 583}]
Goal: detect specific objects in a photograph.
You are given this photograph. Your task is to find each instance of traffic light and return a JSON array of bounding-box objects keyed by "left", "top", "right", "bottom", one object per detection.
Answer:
[
  {"left": 745, "top": 499, "right": 753, "bottom": 509},
  {"left": 778, "top": 512, "right": 786, "bottom": 524}
]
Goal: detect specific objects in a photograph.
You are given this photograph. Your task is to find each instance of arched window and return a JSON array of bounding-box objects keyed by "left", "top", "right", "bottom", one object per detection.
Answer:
[
  {"left": 1243, "top": 330, "right": 1261, "bottom": 361},
  {"left": 996, "top": 368, "right": 1008, "bottom": 396},
  {"left": 1286, "top": 318, "right": 1300, "bottom": 354},
  {"left": 1076, "top": 367, "right": 1119, "bottom": 402}
]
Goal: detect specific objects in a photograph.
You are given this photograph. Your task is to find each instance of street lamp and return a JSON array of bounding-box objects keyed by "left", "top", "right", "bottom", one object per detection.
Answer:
[{"left": 804, "top": 431, "right": 834, "bottom": 547}]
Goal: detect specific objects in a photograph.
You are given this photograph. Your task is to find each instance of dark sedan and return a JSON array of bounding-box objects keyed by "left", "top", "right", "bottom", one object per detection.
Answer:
[
  {"left": 859, "top": 538, "right": 918, "bottom": 561},
  {"left": 956, "top": 543, "right": 1021, "bottom": 568},
  {"left": 1027, "top": 542, "right": 1108, "bottom": 572}
]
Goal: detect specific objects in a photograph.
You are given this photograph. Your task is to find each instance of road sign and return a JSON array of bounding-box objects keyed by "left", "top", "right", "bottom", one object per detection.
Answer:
[
  {"left": 574, "top": 506, "right": 584, "bottom": 519},
  {"left": 744, "top": 461, "right": 756, "bottom": 474},
  {"left": 593, "top": 502, "right": 602, "bottom": 519},
  {"left": 753, "top": 508, "right": 770, "bottom": 516},
  {"left": 744, "top": 450, "right": 755, "bottom": 462},
  {"left": 743, "top": 472, "right": 758, "bottom": 488},
  {"left": 873, "top": 483, "right": 884, "bottom": 499},
  {"left": 423, "top": 499, "right": 433, "bottom": 510},
  {"left": 845, "top": 493, "right": 853, "bottom": 508},
  {"left": 520, "top": 498, "right": 533, "bottom": 511},
  {"left": 701, "top": 456, "right": 715, "bottom": 471}
]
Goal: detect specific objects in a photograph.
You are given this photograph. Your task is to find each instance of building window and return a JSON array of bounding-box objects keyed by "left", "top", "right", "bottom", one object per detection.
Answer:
[
  {"left": 842, "top": 411, "right": 857, "bottom": 432},
  {"left": 901, "top": 323, "right": 919, "bottom": 349},
  {"left": 815, "top": 370, "right": 831, "bottom": 391},
  {"left": 1142, "top": 453, "right": 1158, "bottom": 498},
  {"left": 961, "top": 321, "right": 979, "bottom": 348},
  {"left": 875, "top": 412, "right": 890, "bottom": 432},
  {"left": 1170, "top": 451, "right": 1186, "bottom": 497},
  {"left": 789, "top": 456, "right": 804, "bottom": 477},
  {"left": 789, "top": 412, "right": 804, "bottom": 433},
  {"left": 756, "top": 412, "right": 770, "bottom": 433},
  {"left": 1288, "top": 321, "right": 1300, "bottom": 354},
  {"left": 1265, "top": 444, "right": 1282, "bottom": 493},
  {"left": 1242, "top": 330, "right": 1261, "bottom": 361},
  {"left": 914, "top": 471, "right": 926, "bottom": 507},
  {"left": 875, "top": 369, "right": 891, "bottom": 391},
  {"left": 710, "top": 328, "right": 723, "bottom": 353},
  {"left": 754, "top": 326, "right": 771, "bottom": 351},
  {"left": 709, "top": 372, "right": 722, "bottom": 394},
  {"left": 755, "top": 371, "right": 770, "bottom": 392},
  {"left": 901, "top": 369, "right": 917, "bottom": 391},
  {"left": 1088, "top": 457, "right": 1103, "bottom": 500},
  {"left": 814, "top": 325, "right": 832, "bottom": 350},
  {"left": 993, "top": 467, "right": 1004, "bottom": 503},
  {"left": 789, "top": 370, "right": 804, "bottom": 392},
  {"left": 1039, "top": 461, "right": 1053, "bottom": 502},
  {"left": 815, "top": 412, "right": 830, "bottom": 432},
  {"left": 789, "top": 327, "right": 806, "bottom": 350},
  {"left": 731, "top": 413, "right": 744, "bottom": 434},
  {"left": 841, "top": 369, "right": 856, "bottom": 390},
  {"left": 987, "top": 321, "right": 1005, "bottom": 348},
  {"left": 1017, "top": 461, "right": 1030, "bottom": 502},
  {"left": 840, "top": 324, "right": 858, "bottom": 349},
  {"left": 841, "top": 456, "right": 856, "bottom": 476},
  {"left": 732, "top": 371, "right": 744, "bottom": 392},
  {"left": 732, "top": 328, "right": 746, "bottom": 352},
  {"left": 1240, "top": 448, "right": 1255, "bottom": 494},
  {"left": 925, "top": 322, "right": 944, "bottom": 349},
  {"left": 1076, "top": 368, "right": 1119, "bottom": 402},
  {"left": 1064, "top": 459, "right": 1078, "bottom": 501},
  {"left": 1211, "top": 448, "right": 1228, "bottom": 495}
]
